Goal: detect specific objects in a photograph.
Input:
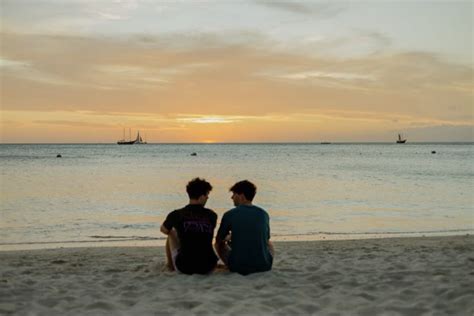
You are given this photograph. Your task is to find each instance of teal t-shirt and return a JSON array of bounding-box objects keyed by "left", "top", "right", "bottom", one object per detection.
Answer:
[{"left": 217, "top": 205, "right": 273, "bottom": 275}]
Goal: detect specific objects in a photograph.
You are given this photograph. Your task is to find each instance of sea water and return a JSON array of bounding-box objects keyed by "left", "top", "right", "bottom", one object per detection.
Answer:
[{"left": 0, "top": 143, "right": 473, "bottom": 250}]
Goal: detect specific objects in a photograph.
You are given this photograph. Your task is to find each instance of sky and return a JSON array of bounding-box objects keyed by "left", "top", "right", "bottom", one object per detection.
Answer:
[{"left": 0, "top": 0, "right": 473, "bottom": 143}]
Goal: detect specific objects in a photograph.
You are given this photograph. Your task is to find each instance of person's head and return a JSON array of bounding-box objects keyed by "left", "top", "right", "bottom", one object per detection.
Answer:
[
  {"left": 229, "top": 180, "right": 257, "bottom": 206},
  {"left": 186, "top": 178, "right": 213, "bottom": 205}
]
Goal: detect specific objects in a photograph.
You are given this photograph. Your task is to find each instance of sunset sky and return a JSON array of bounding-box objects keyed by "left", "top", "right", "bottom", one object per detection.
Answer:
[{"left": 1, "top": 0, "right": 472, "bottom": 143}]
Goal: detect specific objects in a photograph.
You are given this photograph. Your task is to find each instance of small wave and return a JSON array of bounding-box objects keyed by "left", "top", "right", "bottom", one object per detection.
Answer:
[
  {"left": 0, "top": 236, "right": 164, "bottom": 246},
  {"left": 89, "top": 235, "right": 159, "bottom": 240},
  {"left": 2, "top": 229, "right": 471, "bottom": 247},
  {"left": 272, "top": 228, "right": 474, "bottom": 237},
  {"left": 0, "top": 155, "right": 51, "bottom": 160}
]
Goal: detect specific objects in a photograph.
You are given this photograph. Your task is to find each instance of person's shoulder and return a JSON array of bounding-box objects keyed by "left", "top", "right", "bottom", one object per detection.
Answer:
[
  {"left": 226, "top": 207, "right": 239, "bottom": 214},
  {"left": 251, "top": 204, "right": 266, "bottom": 211},
  {"left": 203, "top": 207, "right": 218, "bottom": 217},
  {"left": 172, "top": 206, "right": 187, "bottom": 213},
  {"left": 222, "top": 207, "right": 238, "bottom": 218},
  {"left": 251, "top": 205, "right": 269, "bottom": 216},
  {"left": 169, "top": 206, "right": 188, "bottom": 216}
]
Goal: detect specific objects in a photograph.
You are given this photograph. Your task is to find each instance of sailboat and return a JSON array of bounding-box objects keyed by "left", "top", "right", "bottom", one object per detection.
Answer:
[
  {"left": 117, "top": 129, "right": 147, "bottom": 145},
  {"left": 396, "top": 134, "right": 407, "bottom": 144}
]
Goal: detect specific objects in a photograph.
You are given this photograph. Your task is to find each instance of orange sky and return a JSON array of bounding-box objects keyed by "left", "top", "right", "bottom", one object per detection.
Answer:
[{"left": 1, "top": 1, "right": 472, "bottom": 142}]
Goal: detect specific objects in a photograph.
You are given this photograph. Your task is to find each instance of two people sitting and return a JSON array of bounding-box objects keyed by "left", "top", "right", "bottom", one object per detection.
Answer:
[{"left": 160, "top": 178, "right": 274, "bottom": 275}]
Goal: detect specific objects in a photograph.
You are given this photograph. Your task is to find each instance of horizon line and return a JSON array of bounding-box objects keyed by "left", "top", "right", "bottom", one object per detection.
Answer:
[{"left": 1, "top": 141, "right": 473, "bottom": 145}]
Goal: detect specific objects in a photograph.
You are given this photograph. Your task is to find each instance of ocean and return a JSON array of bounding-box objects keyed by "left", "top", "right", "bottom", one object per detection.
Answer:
[{"left": 0, "top": 143, "right": 473, "bottom": 250}]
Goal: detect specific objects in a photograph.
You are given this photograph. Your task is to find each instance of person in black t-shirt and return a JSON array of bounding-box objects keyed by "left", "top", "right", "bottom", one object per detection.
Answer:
[{"left": 160, "top": 178, "right": 218, "bottom": 274}]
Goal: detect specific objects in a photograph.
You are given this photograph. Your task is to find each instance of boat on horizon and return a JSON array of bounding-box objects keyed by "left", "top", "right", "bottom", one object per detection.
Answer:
[
  {"left": 117, "top": 129, "right": 147, "bottom": 145},
  {"left": 396, "top": 134, "right": 407, "bottom": 144}
]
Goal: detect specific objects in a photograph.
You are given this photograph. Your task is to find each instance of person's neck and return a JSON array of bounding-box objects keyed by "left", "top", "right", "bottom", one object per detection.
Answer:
[
  {"left": 239, "top": 201, "right": 253, "bottom": 206},
  {"left": 189, "top": 199, "right": 203, "bottom": 206}
]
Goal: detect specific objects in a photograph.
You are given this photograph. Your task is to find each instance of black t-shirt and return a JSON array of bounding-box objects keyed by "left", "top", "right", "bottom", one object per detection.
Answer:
[{"left": 162, "top": 204, "right": 218, "bottom": 274}]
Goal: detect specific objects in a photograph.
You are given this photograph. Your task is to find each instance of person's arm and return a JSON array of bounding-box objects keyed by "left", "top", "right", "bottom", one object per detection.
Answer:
[
  {"left": 266, "top": 212, "right": 274, "bottom": 257},
  {"left": 160, "top": 224, "right": 170, "bottom": 235},
  {"left": 161, "top": 211, "right": 175, "bottom": 235},
  {"left": 268, "top": 240, "right": 275, "bottom": 257},
  {"left": 214, "top": 236, "right": 226, "bottom": 253},
  {"left": 214, "top": 225, "right": 228, "bottom": 253},
  {"left": 214, "top": 213, "right": 230, "bottom": 265},
  {"left": 214, "top": 235, "right": 231, "bottom": 266}
]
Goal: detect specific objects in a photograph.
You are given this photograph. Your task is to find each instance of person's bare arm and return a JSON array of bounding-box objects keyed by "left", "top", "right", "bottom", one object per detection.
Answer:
[
  {"left": 214, "top": 237, "right": 226, "bottom": 254},
  {"left": 268, "top": 240, "right": 275, "bottom": 257},
  {"left": 214, "top": 236, "right": 230, "bottom": 265},
  {"left": 160, "top": 225, "right": 170, "bottom": 235}
]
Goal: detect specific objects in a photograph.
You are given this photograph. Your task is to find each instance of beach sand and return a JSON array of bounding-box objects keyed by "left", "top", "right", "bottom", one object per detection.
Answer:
[{"left": 1, "top": 235, "right": 473, "bottom": 315}]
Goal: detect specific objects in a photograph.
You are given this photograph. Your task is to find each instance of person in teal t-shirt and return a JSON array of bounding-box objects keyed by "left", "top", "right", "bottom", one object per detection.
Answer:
[{"left": 215, "top": 180, "right": 274, "bottom": 275}]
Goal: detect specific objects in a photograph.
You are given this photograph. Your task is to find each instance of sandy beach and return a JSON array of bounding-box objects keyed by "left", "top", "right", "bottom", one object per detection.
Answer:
[{"left": 1, "top": 235, "right": 473, "bottom": 315}]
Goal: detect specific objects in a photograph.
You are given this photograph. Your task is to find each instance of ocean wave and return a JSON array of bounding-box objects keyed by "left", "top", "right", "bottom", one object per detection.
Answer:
[
  {"left": 3, "top": 229, "right": 471, "bottom": 247},
  {"left": 272, "top": 228, "right": 474, "bottom": 237},
  {"left": 0, "top": 236, "right": 164, "bottom": 246}
]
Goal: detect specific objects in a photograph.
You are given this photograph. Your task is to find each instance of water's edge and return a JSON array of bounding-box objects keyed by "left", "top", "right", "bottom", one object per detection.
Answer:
[{"left": 1, "top": 229, "right": 472, "bottom": 251}]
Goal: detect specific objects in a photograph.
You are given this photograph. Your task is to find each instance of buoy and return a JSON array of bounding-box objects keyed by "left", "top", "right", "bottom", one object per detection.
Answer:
[
  {"left": 191, "top": 152, "right": 197, "bottom": 156},
  {"left": 56, "top": 154, "right": 62, "bottom": 158},
  {"left": 431, "top": 151, "right": 436, "bottom": 154}
]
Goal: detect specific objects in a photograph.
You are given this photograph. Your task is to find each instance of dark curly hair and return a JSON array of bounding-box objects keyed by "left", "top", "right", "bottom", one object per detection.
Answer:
[
  {"left": 229, "top": 180, "right": 257, "bottom": 201},
  {"left": 186, "top": 178, "right": 213, "bottom": 199}
]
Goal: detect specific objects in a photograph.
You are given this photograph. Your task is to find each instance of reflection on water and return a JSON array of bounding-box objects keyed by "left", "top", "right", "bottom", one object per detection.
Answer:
[{"left": 1, "top": 143, "right": 473, "bottom": 250}]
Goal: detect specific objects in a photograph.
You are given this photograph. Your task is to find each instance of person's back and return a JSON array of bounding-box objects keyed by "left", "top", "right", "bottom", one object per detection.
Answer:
[
  {"left": 164, "top": 204, "right": 218, "bottom": 274},
  {"left": 161, "top": 178, "right": 218, "bottom": 274},
  {"left": 218, "top": 205, "right": 272, "bottom": 275},
  {"left": 215, "top": 180, "right": 274, "bottom": 275}
]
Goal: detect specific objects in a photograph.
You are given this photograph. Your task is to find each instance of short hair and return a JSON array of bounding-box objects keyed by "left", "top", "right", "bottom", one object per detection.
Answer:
[
  {"left": 186, "top": 178, "right": 213, "bottom": 199},
  {"left": 230, "top": 180, "right": 257, "bottom": 201}
]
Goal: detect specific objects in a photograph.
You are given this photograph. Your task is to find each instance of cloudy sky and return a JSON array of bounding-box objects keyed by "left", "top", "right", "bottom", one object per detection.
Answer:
[{"left": 1, "top": 0, "right": 472, "bottom": 143}]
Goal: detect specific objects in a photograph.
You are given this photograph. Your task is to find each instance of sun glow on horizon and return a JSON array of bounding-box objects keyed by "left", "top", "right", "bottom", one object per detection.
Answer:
[{"left": 177, "top": 116, "right": 239, "bottom": 124}]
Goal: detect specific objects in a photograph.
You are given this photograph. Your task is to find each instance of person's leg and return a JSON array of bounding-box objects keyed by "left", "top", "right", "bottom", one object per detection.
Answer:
[{"left": 165, "top": 229, "right": 180, "bottom": 271}]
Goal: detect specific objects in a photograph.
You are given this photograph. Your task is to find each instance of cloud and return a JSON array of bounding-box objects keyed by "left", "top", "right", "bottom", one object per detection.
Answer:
[
  {"left": 1, "top": 0, "right": 142, "bottom": 35},
  {"left": 363, "top": 31, "right": 392, "bottom": 52},
  {"left": 96, "top": 12, "right": 127, "bottom": 20},
  {"left": 32, "top": 120, "right": 114, "bottom": 128},
  {"left": 402, "top": 125, "right": 474, "bottom": 142},
  {"left": 255, "top": 1, "right": 343, "bottom": 17},
  {"left": 275, "top": 71, "right": 375, "bottom": 81},
  {"left": 0, "top": 58, "right": 31, "bottom": 68},
  {"left": 294, "top": 30, "right": 393, "bottom": 59},
  {"left": 0, "top": 56, "right": 77, "bottom": 86},
  {"left": 255, "top": 1, "right": 313, "bottom": 14},
  {"left": 1, "top": 30, "right": 472, "bottom": 142}
]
